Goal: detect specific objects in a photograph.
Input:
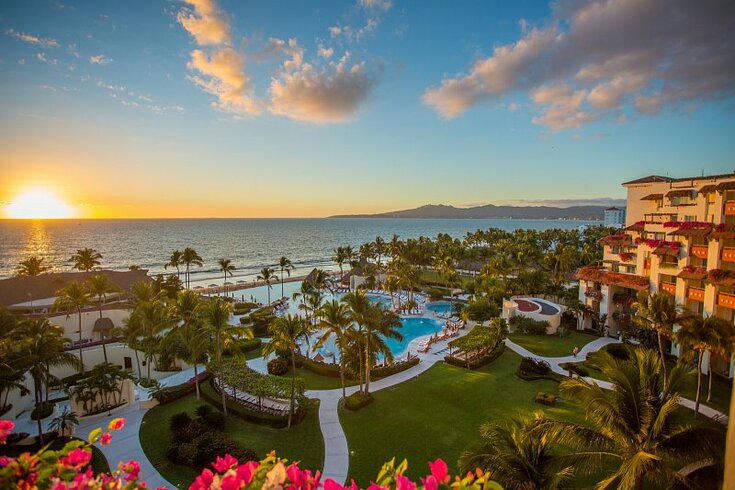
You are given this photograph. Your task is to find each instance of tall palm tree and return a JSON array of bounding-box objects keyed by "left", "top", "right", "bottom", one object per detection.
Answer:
[
  {"left": 126, "top": 299, "right": 171, "bottom": 381},
  {"left": 263, "top": 314, "right": 309, "bottom": 428},
  {"left": 701, "top": 316, "right": 735, "bottom": 402},
  {"left": 342, "top": 290, "right": 371, "bottom": 393},
  {"left": 545, "top": 347, "right": 726, "bottom": 489},
  {"left": 632, "top": 291, "right": 683, "bottom": 386},
  {"left": 459, "top": 413, "right": 575, "bottom": 490},
  {"left": 200, "top": 298, "right": 251, "bottom": 416},
  {"left": 257, "top": 267, "right": 277, "bottom": 305},
  {"left": 165, "top": 250, "right": 184, "bottom": 280},
  {"left": 68, "top": 248, "right": 102, "bottom": 271},
  {"left": 16, "top": 256, "right": 49, "bottom": 276},
  {"left": 217, "top": 258, "right": 236, "bottom": 296},
  {"left": 181, "top": 247, "right": 203, "bottom": 290},
  {"left": 85, "top": 274, "right": 120, "bottom": 363},
  {"left": 278, "top": 256, "right": 294, "bottom": 300},
  {"left": 167, "top": 290, "right": 205, "bottom": 399},
  {"left": 315, "top": 300, "right": 353, "bottom": 401},
  {"left": 362, "top": 304, "right": 402, "bottom": 393},
  {"left": 17, "top": 318, "right": 79, "bottom": 445},
  {"left": 332, "top": 247, "right": 347, "bottom": 283},
  {"left": 53, "top": 282, "right": 91, "bottom": 369}
]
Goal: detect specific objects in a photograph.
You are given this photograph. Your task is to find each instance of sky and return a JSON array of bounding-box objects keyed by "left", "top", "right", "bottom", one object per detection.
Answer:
[{"left": 0, "top": 0, "right": 734, "bottom": 218}]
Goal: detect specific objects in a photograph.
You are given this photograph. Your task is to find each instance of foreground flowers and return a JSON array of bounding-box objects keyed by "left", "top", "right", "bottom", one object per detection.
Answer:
[{"left": 0, "top": 418, "right": 502, "bottom": 490}]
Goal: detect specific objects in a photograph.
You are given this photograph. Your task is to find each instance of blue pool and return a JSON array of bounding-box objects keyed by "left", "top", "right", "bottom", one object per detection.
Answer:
[
  {"left": 367, "top": 294, "right": 394, "bottom": 308},
  {"left": 426, "top": 301, "right": 454, "bottom": 315},
  {"left": 312, "top": 316, "right": 443, "bottom": 360}
]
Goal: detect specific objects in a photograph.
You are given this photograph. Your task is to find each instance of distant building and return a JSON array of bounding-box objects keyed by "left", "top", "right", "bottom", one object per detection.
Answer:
[{"left": 603, "top": 207, "right": 626, "bottom": 227}]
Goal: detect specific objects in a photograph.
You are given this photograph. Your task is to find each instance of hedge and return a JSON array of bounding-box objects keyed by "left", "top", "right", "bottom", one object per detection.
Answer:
[
  {"left": 509, "top": 316, "right": 549, "bottom": 335},
  {"left": 444, "top": 343, "right": 505, "bottom": 370},
  {"left": 516, "top": 356, "right": 564, "bottom": 383},
  {"left": 154, "top": 378, "right": 203, "bottom": 405},
  {"left": 372, "top": 357, "right": 420, "bottom": 377},
  {"left": 297, "top": 354, "right": 419, "bottom": 380},
  {"left": 223, "top": 338, "right": 262, "bottom": 356},
  {"left": 343, "top": 392, "right": 373, "bottom": 411},
  {"left": 559, "top": 362, "right": 589, "bottom": 377}
]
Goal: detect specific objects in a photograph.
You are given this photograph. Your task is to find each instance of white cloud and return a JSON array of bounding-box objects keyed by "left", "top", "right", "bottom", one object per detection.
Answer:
[
  {"left": 358, "top": 0, "right": 392, "bottom": 11},
  {"left": 318, "top": 46, "right": 334, "bottom": 59},
  {"left": 89, "top": 54, "right": 113, "bottom": 65},
  {"left": 423, "top": 0, "right": 735, "bottom": 131},
  {"left": 36, "top": 52, "right": 60, "bottom": 66},
  {"left": 177, "top": 0, "right": 230, "bottom": 45},
  {"left": 5, "top": 29, "right": 60, "bottom": 48}
]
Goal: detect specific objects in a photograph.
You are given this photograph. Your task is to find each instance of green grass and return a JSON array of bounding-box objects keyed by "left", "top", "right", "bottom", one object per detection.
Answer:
[
  {"left": 139, "top": 395, "right": 324, "bottom": 488},
  {"left": 339, "top": 350, "right": 590, "bottom": 486},
  {"left": 4, "top": 437, "right": 109, "bottom": 474},
  {"left": 507, "top": 330, "right": 598, "bottom": 358},
  {"left": 419, "top": 270, "right": 473, "bottom": 288},
  {"left": 289, "top": 367, "right": 359, "bottom": 391}
]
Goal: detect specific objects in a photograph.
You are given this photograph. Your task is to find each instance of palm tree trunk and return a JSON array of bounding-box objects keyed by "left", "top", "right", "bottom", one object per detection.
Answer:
[
  {"left": 77, "top": 309, "right": 84, "bottom": 369},
  {"left": 340, "top": 353, "right": 346, "bottom": 402},
  {"left": 707, "top": 354, "right": 714, "bottom": 402},
  {"left": 288, "top": 350, "right": 296, "bottom": 429},
  {"left": 34, "top": 376, "right": 44, "bottom": 445},
  {"left": 364, "top": 343, "right": 371, "bottom": 394},
  {"left": 357, "top": 340, "right": 364, "bottom": 394},
  {"left": 217, "top": 342, "right": 227, "bottom": 416},
  {"left": 134, "top": 349, "right": 142, "bottom": 379},
  {"left": 281, "top": 268, "right": 285, "bottom": 299},
  {"left": 99, "top": 303, "right": 108, "bottom": 363},
  {"left": 656, "top": 330, "right": 669, "bottom": 386},
  {"left": 193, "top": 363, "right": 200, "bottom": 399},
  {"left": 694, "top": 352, "right": 703, "bottom": 417}
]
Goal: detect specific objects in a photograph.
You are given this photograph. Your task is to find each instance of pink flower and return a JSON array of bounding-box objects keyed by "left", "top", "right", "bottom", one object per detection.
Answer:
[
  {"left": 0, "top": 419, "right": 14, "bottom": 444},
  {"left": 0, "top": 456, "right": 14, "bottom": 467},
  {"left": 220, "top": 473, "right": 242, "bottom": 490},
  {"left": 108, "top": 418, "right": 126, "bottom": 431},
  {"left": 61, "top": 448, "right": 92, "bottom": 468},
  {"left": 119, "top": 459, "right": 140, "bottom": 481},
  {"left": 190, "top": 469, "right": 215, "bottom": 490},
  {"left": 395, "top": 474, "right": 416, "bottom": 490},
  {"left": 428, "top": 459, "right": 449, "bottom": 484},
  {"left": 420, "top": 476, "right": 438, "bottom": 490},
  {"left": 235, "top": 461, "right": 259, "bottom": 485},
  {"left": 100, "top": 433, "right": 113, "bottom": 446},
  {"left": 286, "top": 463, "right": 321, "bottom": 490},
  {"left": 213, "top": 454, "right": 238, "bottom": 473}
]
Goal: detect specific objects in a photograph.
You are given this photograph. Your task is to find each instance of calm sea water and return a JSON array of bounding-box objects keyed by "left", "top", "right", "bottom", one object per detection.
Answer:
[{"left": 0, "top": 218, "right": 596, "bottom": 283}]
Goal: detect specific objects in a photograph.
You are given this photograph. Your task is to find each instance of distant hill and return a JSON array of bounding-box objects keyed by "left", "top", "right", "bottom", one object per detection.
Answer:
[{"left": 329, "top": 204, "right": 606, "bottom": 220}]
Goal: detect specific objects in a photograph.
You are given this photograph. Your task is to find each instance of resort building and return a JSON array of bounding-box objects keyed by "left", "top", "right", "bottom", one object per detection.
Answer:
[
  {"left": 502, "top": 296, "right": 562, "bottom": 334},
  {"left": 603, "top": 207, "right": 626, "bottom": 227},
  {"left": 576, "top": 172, "right": 735, "bottom": 378}
]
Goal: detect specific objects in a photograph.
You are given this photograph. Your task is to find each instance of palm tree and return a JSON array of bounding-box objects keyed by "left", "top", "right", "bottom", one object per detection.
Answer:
[
  {"left": 257, "top": 267, "right": 278, "bottom": 305},
  {"left": 315, "top": 300, "right": 352, "bottom": 401},
  {"left": 200, "top": 298, "right": 251, "bottom": 416},
  {"left": 278, "top": 256, "right": 294, "bottom": 300},
  {"left": 332, "top": 247, "right": 347, "bottom": 283},
  {"left": 545, "top": 347, "right": 726, "bottom": 489},
  {"left": 697, "top": 316, "right": 735, "bottom": 403},
  {"left": 16, "top": 256, "right": 49, "bottom": 276},
  {"left": 362, "top": 304, "right": 402, "bottom": 393},
  {"left": 181, "top": 247, "right": 203, "bottom": 289},
  {"left": 126, "top": 299, "right": 171, "bottom": 381},
  {"left": 85, "top": 274, "right": 120, "bottom": 362},
  {"left": 342, "top": 290, "right": 371, "bottom": 393},
  {"left": 217, "top": 258, "right": 236, "bottom": 296},
  {"left": 53, "top": 282, "right": 90, "bottom": 369},
  {"left": 167, "top": 290, "right": 205, "bottom": 399},
  {"left": 17, "top": 318, "right": 79, "bottom": 444},
  {"left": 263, "top": 314, "right": 309, "bottom": 428},
  {"left": 632, "top": 291, "right": 684, "bottom": 386},
  {"left": 68, "top": 248, "right": 102, "bottom": 271},
  {"left": 459, "top": 413, "right": 575, "bottom": 490},
  {"left": 165, "top": 250, "right": 184, "bottom": 280}
]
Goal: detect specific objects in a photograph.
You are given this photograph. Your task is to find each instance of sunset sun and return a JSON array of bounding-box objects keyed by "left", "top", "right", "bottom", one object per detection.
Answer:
[{"left": 6, "top": 189, "right": 74, "bottom": 219}]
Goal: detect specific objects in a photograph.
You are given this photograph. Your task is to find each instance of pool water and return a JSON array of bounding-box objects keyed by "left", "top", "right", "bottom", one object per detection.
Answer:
[
  {"left": 367, "top": 294, "right": 394, "bottom": 309},
  {"left": 425, "top": 301, "right": 454, "bottom": 315}
]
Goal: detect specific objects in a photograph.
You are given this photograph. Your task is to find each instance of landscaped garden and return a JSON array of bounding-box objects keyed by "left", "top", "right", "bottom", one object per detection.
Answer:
[{"left": 507, "top": 329, "right": 598, "bottom": 357}]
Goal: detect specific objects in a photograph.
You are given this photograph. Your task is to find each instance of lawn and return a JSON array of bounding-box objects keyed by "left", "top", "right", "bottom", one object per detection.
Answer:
[
  {"left": 289, "top": 366, "right": 359, "bottom": 391},
  {"left": 139, "top": 395, "right": 324, "bottom": 488},
  {"left": 339, "top": 350, "right": 592, "bottom": 486},
  {"left": 507, "top": 330, "right": 598, "bottom": 358},
  {"left": 419, "top": 269, "right": 474, "bottom": 288}
]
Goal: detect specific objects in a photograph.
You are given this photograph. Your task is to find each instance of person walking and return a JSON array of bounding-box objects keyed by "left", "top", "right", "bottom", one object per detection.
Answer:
[{"left": 572, "top": 346, "right": 579, "bottom": 357}]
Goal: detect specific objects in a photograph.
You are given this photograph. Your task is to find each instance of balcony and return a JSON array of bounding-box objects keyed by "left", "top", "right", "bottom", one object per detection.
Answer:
[
  {"left": 690, "top": 244, "right": 709, "bottom": 260},
  {"left": 717, "top": 292, "right": 735, "bottom": 309},
  {"left": 687, "top": 287, "right": 705, "bottom": 302},
  {"left": 660, "top": 283, "right": 676, "bottom": 295},
  {"left": 725, "top": 200, "right": 735, "bottom": 216},
  {"left": 722, "top": 247, "right": 735, "bottom": 263}
]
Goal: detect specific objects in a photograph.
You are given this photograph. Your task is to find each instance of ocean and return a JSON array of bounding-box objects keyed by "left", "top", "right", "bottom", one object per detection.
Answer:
[{"left": 0, "top": 218, "right": 597, "bottom": 285}]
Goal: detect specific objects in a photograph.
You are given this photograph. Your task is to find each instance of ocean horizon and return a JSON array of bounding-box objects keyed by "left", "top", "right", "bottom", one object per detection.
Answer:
[{"left": 0, "top": 217, "right": 599, "bottom": 284}]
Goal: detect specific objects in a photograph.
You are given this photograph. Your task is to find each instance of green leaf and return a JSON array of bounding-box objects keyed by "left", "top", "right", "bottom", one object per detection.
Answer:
[{"left": 88, "top": 427, "right": 103, "bottom": 443}]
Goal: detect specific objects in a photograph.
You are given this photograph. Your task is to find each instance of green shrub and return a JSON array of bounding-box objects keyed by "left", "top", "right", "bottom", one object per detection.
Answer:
[
  {"left": 519, "top": 357, "right": 551, "bottom": 375},
  {"left": 199, "top": 380, "right": 293, "bottom": 428},
  {"left": 372, "top": 357, "right": 420, "bottom": 377},
  {"left": 239, "top": 316, "right": 251, "bottom": 325},
  {"left": 195, "top": 404, "right": 213, "bottom": 418},
  {"left": 425, "top": 288, "right": 446, "bottom": 300},
  {"left": 204, "top": 411, "right": 226, "bottom": 430},
  {"left": 169, "top": 412, "right": 192, "bottom": 431},
  {"left": 535, "top": 392, "right": 557, "bottom": 406},
  {"left": 560, "top": 362, "right": 589, "bottom": 377},
  {"left": 30, "top": 402, "right": 55, "bottom": 420},
  {"left": 267, "top": 358, "right": 289, "bottom": 376},
  {"left": 343, "top": 392, "right": 373, "bottom": 411},
  {"left": 445, "top": 343, "right": 505, "bottom": 370},
  {"left": 153, "top": 376, "right": 206, "bottom": 405},
  {"left": 509, "top": 316, "right": 549, "bottom": 335},
  {"left": 223, "top": 338, "right": 261, "bottom": 356}
]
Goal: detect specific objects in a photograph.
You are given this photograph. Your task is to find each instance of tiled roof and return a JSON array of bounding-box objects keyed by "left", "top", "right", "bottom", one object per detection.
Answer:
[
  {"left": 575, "top": 266, "right": 649, "bottom": 291},
  {"left": 641, "top": 193, "right": 663, "bottom": 201}
]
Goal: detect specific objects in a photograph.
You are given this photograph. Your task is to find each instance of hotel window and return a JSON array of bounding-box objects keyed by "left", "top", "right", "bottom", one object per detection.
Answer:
[{"left": 683, "top": 215, "right": 696, "bottom": 222}]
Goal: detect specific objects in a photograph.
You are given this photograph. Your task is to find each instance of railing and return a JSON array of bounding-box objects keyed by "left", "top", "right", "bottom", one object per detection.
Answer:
[
  {"left": 689, "top": 244, "right": 709, "bottom": 260},
  {"left": 725, "top": 201, "right": 735, "bottom": 216},
  {"left": 687, "top": 287, "right": 705, "bottom": 302},
  {"left": 717, "top": 292, "right": 735, "bottom": 309},
  {"left": 721, "top": 247, "right": 735, "bottom": 263},
  {"left": 660, "top": 283, "right": 676, "bottom": 295}
]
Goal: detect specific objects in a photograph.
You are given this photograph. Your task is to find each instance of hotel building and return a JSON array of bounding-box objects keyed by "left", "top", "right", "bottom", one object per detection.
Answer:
[
  {"left": 603, "top": 206, "right": 626, "bottom": 227},
  {"left": 576, "top": 172, "right": 735, "bottom": 378}
]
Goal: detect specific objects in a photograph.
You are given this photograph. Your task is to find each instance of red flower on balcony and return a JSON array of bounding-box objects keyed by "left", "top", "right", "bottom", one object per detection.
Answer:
[{"left": 618, "top": 252, "right": 634, "bottom": 262}]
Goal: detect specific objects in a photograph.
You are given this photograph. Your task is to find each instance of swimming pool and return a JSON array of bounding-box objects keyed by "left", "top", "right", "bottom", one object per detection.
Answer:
[
  {"left": 367, "top": 294, "right": 394, "bottom": 309},
  {"left": 425, "top": 301, "right": 455, "bottom": 315},
  {"left": 312, "top": 316, "right": 443, "bottom": 360}
]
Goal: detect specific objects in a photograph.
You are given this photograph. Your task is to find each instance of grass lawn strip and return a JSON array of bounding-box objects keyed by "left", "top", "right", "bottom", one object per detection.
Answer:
[{"left": 507, "top": 330, "right": 598, "bottom": 358}]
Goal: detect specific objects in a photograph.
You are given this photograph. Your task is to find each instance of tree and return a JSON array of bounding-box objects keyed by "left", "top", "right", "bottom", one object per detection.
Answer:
[
  {"left": 278, "top": 256, "right": 294, "bottom": 300},
  {"left": 48, "top": 408, "right": 78, "bottom": 437},
  {"left": 342, "top": 290, "right": 371, "bottom": 393},
  {"left": 53, "top": 282, "right": 90, "bottom": 369},
  {"left": 632, "top": 291, "right": 684, "bottom": 386},
  {"left": 263, "top": 314, "right": 309, "bottom": 428},
  {"left": 332, "top": 247, "right": 350, "bottom": 287},
  {"left": 545, "top": 347, "right": 726, "bottom": 489},
  {"left": 17, "top": 318, "right": 79, "bottom": 444},
  {"left": 462, "top": 297, "right": 499, "bottom": 326},
  {"left": 362, "top": 304, "right": 402, "bottom": 393},
  {"left": 257, "top": 267, "right": 278, "bottom": 305},
  {"left": 165, "top": 250, "right": 184, "bottom": 280},
  {"left": 167, "top": 290, "right": 206, "bottom": 399},
  {"left": 217, "top": 258, "right": 236, "bottom": 296},
  {"left": 314, "top": 300, "right": 353, "bottom": 402},
  {"left": 68, "top": 248, "right": 102, "bottom": 271},
  {"left": 16, "top": 256, "right": 49, "bottom": 276},
  {"left": 85, "top": 274, "right": 120, "bottom": 363},
  {"left": 126, "top": 298, "right": 171, "bottom": 381},
  {"left": 459, "top": 413, "right": 575, "bottom": 490},
  {"left": 181, "top": 247, "right": 203, "bottom": 290}
]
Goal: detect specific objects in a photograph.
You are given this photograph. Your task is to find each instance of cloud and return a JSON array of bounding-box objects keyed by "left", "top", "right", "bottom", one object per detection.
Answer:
[
  {"left": 36, "top": 52, "right": 60, "bottom": 66},
  {"left": 423, "top": 0, "right": 735, "bottom": 130},
  {"left": 97, "top": 80, "right": 184, "bottom": 114},
  {"left": 5, "top": 29, "right": 60, "bottom": 48},
  {"left": 89, "top": 54, "right": 113, "bottom": 65},
  {"left": 358, "top": 0, "right": 392, "bottom": 11},
  {"left": 318, "top": 46, "right": 334, "bottom": 59},
  {"left": 489, "top": 197, "right": 627, "bottom": 208},
  {"left": 270, "top": 50, "right": 381, "bottom": 123},
  {"left": 177, "top": 0, "right": 230, "bottom": 45}
]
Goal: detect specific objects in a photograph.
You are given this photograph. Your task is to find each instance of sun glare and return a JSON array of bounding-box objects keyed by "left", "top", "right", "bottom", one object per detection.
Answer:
[{"left": 6, "top": 189, "right": 74, "bottom": 219}]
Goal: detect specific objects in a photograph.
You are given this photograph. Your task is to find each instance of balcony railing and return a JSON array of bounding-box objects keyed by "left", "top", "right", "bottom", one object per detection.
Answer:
[
  {"left": 717, "top": 292, "right": 735, "bottom": 309},
  {"left": 725, "top": 200, "right": 735, "bottom": 216},
  {"left": 687, "top": 287, "right": 705, "bottom": 302},
  {"left": 721, "top": 247, "right": 735, "bottom": 263},
  {"left": 660, "top": 283, "right": 676, "bottom": 295},
  {"left": 689, "top": 244, "right": 708, "bottom": 260}
]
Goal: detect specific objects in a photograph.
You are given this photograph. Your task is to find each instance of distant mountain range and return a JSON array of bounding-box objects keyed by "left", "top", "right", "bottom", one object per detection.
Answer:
[{"left": 329, "top": 204, "right": 607, "bottom": 220}]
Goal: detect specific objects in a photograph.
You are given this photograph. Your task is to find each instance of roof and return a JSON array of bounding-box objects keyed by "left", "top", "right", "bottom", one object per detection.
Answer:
[
  {"left": 652, "top": 246, "right": 679, "bottom": 257},
  {"left": 575, "top": 266, "right": 649, "bottom": 291},
  {"left": 667, "top": 223, "right": 713, "bottom": 238},
  {"left": 605, "top": 207, "right": 620, "bottom": 211},
  {"left": 93, "top": 317, "right": 115, "bottom": 332},
  {"left": 641, "top": 193, "right": 663, "bottom": 201},
  {"left": 622, "top": 172, "right": 735, "bottom": 187},
  {"left": 716, "top": 181, "right": 735, "bottom": 192},
  {"left": 625, "top": 221, "right": 646, "bottom": 232},
  {"left": 665, "top": 189, "right": 694, "bottom": 198},
  {"left": 0, "top": 269, "right": 152, "bottom": 307},
  {"left": 678, "top": 267, "right": 707, "bottom": 281},
  {"left": 712, "top": 224, "right": 735, "bottom": 239},
  {"left": 698, "top": 184, "right": 718, "bottom": 194},
  {"left": 623, "top": 175, "right": 673, "bottom": 185}
]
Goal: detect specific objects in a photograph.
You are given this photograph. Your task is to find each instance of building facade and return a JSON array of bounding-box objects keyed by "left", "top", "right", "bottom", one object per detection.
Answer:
[
  {"left": 576, "top": 172, "right": 735, "bottom": 378},
  {"left": 603, "top": 207, "right": 626, "bottom": 227}
]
